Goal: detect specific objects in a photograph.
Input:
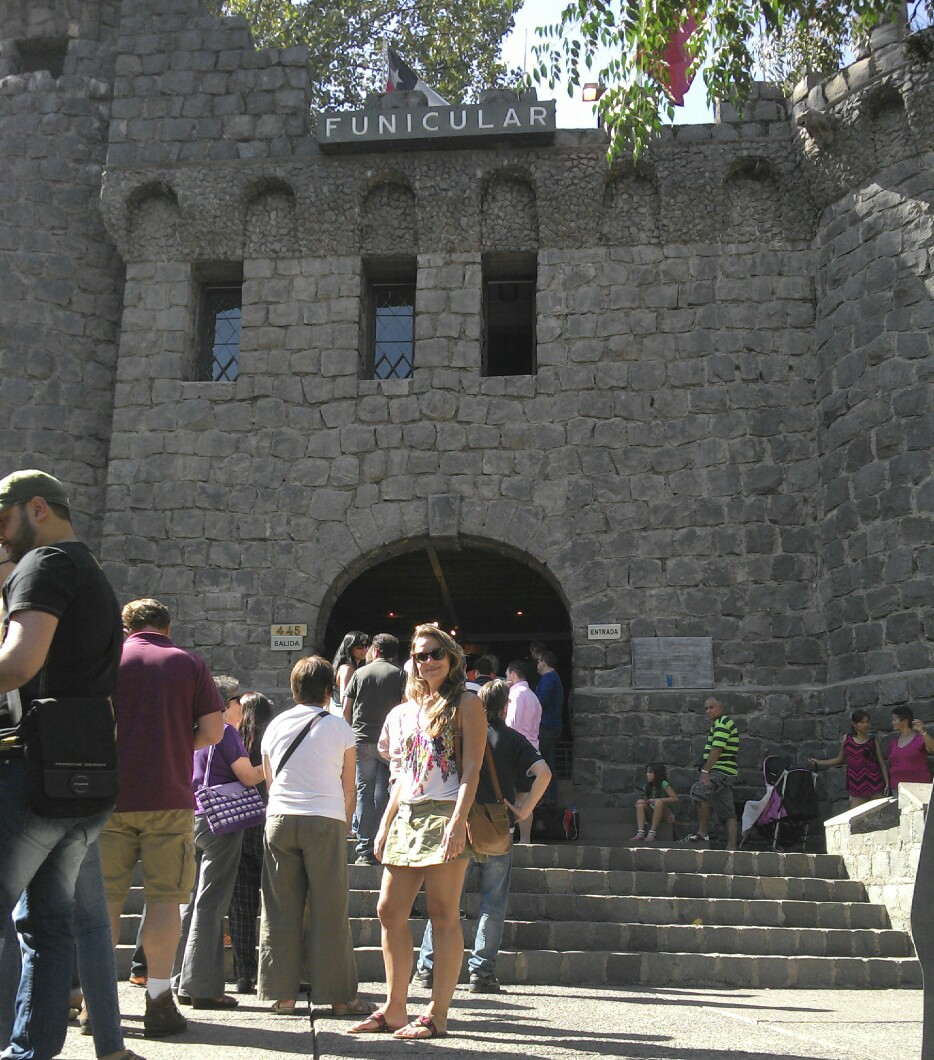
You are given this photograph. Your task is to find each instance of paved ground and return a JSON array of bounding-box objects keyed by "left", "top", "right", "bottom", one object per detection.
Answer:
[{"left": 58, "top": 981, "right": 920, "bottom": 1059}]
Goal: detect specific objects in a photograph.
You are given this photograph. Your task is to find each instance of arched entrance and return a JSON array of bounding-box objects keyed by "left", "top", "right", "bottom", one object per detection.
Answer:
[
  {"left": 321, "top": 537, "right": 572, "bottom": 765},
  {"left": 323, "top": 539, "right": 570, "bottom": 665}
]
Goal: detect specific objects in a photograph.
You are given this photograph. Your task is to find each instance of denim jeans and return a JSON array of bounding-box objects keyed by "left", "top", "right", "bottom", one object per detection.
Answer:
[
  {"left": 71, "top": 840, "right": 124, "bottom": 1056},
  {"left": 354, "top": 742, "right": 389, "bottom": 860},
  {"left": 0, "top": 841, "right": 125, "bottom": 1057},
  {"left": 0, "top": 759, "right": 110, "bottom": 1060},
  {"left": 417, "top": 848, "right": 513, "bottom": 978}
]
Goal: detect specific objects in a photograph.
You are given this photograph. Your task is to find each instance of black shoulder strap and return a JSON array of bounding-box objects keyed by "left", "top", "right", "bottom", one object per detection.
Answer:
[{"left": 274, "top": 710, "right": 326, "bottom": 778}]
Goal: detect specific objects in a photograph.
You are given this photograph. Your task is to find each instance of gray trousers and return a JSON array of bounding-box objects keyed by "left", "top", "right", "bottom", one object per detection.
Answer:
[
  {"left": 258, "top": 814, "right": 357, "bottom": 1004},
  {"left": 174, "top": 815, "right": 243, "bottom": 999}
]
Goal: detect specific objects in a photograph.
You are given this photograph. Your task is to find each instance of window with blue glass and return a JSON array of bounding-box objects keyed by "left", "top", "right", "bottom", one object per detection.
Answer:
[
  {"left": 370, "top": 281, "right": 416, "bottom": 379},
  {"left": 200, "top": 282, "right": 242, "bottom": 381}
]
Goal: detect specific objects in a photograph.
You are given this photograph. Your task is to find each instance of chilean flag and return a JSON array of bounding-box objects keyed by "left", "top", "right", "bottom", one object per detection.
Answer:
[
  {"left": 644, "top": 15, "right": 701, "bottom": 106},
  {"left": 385, "top": 45, "right": 449, "bottom": 106}
]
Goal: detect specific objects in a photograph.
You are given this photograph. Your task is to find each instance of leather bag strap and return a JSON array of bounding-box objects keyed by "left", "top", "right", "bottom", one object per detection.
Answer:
[{"left": 454, "top": 710, "right": 503, "bottom": 802}]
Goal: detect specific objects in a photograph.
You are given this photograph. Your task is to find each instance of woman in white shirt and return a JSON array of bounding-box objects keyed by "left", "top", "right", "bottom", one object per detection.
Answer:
[
  {"left": 257, "top": 655, "right": 371, "bottom": 1018},
  {"left": 349, "top": 625, "right": 486, "bottom": 1041}
]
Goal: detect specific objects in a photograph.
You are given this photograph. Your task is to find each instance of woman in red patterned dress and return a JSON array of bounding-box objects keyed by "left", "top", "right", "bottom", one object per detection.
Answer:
[{"left": 809, "top": 710, "right": 889, "bottom": 808}]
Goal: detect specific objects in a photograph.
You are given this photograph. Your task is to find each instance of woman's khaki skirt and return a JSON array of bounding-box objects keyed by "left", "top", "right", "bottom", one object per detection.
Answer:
[{"left": 382, "top": 799, "right": 485, "bottom": 867}]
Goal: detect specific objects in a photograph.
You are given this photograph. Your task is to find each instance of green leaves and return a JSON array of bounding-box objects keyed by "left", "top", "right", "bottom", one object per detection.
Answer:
[
  {"left": 527, "top": 0, "right": 899, "bottom": 160},
  {"left": 213, "top": 0, "right": 524, "bottom": 113}
]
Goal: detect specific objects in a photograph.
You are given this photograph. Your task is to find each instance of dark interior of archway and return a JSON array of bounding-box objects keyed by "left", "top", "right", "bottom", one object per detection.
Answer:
[{"left": 325, "top": 544, "right": 572, "bottom": 720}]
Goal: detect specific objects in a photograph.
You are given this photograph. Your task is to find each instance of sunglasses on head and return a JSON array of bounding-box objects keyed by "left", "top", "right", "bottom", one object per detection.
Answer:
[{"left": 414, "top": 648, "right": 447, "bottom": 663}]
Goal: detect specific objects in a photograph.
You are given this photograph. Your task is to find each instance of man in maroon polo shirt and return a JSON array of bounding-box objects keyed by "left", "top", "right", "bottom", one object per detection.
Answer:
[{"left": 98, "top": 598, "right": 224, "bottom": 1038}]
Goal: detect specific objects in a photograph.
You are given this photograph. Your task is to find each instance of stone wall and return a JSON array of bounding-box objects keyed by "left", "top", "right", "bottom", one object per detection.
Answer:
[
  {"left": 108, "top": 0, "right": 311, "bottom": 166},
  {"left": 3, "top": 0, "right": 934, "bottom": 808},
  {"left": 0, "top": 0, "right": 123, "bottom": 550},
  {"left": 824, "top": 783, "right": 929, "bottom": 934},
  {"left": 814, "top": 155, "right": 934, "bottom": 690}
]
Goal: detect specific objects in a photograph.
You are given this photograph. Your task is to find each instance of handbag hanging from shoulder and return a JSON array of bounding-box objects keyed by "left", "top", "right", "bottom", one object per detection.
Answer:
[
  {"left": 454, "top": 717, "right": 513, "bottom": 857},
  {"left": 21, "top": 696, "right": 119, "bottom": 819},
  {"left": 198, "top": 707, "right": 328, "bottom": 835},
  {"left": 195, "top": 741, "right": 265, "bottom": 836}
]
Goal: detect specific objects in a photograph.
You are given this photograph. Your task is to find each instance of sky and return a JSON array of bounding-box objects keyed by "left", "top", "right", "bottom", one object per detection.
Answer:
[{"left": 501, "top": 0, "right": 715, "bottom": 129}]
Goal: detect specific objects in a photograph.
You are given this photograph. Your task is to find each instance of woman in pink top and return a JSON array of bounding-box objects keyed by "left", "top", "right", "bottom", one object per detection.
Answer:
[{"left": 887, "top": 706, "right": 934, "bottom": 791}]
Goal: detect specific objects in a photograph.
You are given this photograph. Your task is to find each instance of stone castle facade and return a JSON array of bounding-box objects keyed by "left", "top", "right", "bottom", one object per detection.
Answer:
[{"left": 2, "top": 0, "right": 933, "bottom": 810}]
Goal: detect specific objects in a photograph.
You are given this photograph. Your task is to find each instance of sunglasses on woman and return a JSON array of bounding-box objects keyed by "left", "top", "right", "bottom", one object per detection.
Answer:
[{"left": 414, "top": 648, "right": 447, "bottom": 663}]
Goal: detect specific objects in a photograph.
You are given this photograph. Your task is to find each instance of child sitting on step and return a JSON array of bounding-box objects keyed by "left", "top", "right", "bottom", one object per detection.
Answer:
[{"left": 632, "top": 763, "right": 679, "bottom": 844}]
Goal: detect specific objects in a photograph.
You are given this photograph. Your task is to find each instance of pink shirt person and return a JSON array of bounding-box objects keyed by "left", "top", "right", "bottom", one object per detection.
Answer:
[{"left": 505, "top": 663, "right": 542, "bottom": 752}]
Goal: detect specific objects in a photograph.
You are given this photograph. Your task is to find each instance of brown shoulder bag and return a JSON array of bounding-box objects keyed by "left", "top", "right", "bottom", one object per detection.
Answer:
[{"left": 454, "top": 713, "right": 513, "bottom": 857}]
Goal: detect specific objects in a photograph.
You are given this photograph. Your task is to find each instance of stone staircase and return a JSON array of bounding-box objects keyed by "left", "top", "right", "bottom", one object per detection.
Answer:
[{"left": 115, "top": 841, "right": 920, "bottom": 990}]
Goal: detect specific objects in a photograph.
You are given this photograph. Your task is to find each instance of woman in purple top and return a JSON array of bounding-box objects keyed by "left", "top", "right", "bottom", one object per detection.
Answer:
[
  {"left": 174, "top": 677, "right": 264, "bottom": 1008},
  {"left": 887, "top": 706, "right": 934, "bottom": 792}
]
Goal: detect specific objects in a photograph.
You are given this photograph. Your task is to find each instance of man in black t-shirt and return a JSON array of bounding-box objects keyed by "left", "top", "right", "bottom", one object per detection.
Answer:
[
  {"left": 343, "top": 633, "right": 406, "bottom": 865},
  {"left": 0, "top": 470, "right": 122, "bottom": 1059},
  {"left": 415, "top": 679, "right": 551, "bottom": 993}
]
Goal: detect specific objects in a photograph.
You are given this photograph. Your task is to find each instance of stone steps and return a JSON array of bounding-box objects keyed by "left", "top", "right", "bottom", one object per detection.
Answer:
[
  {"left": 348, "top": 916, "right": 912, "bottom": 957},
  {"left": 347, "top": 946, "right": 922, "bottom": 989},
  {"left": 363, "top": 865, "right": 868, "bottom": 902},
  {"left": 574, "top": 806, "right": 829, "bottom": 853},
  {"left": 117, "top": 842, "right": 920, "bottom": 989}
]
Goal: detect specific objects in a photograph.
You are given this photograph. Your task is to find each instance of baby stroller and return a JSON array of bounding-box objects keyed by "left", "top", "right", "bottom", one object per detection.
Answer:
[{"left": 740, "top": 755, "right": 819, "bottom": 850}]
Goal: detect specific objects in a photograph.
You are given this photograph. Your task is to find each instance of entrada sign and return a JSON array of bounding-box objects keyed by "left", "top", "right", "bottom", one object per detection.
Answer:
[{"left": 317, "top": 100, "right": 556, "bottom": 153}]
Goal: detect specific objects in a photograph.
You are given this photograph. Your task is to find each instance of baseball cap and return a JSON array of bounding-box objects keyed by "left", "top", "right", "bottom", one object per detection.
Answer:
[{"left": 0, "top": 470, "right": 71, "bottom": 515}]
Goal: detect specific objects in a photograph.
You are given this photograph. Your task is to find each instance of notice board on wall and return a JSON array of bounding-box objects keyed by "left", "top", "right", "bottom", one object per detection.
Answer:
[{"left": 631, "top": 637, "right": 714, "bottom": 689}]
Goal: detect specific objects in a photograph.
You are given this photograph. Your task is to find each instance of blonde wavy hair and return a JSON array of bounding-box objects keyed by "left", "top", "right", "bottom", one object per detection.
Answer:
[{"left": 405, "top": 623, "right": 467, "bottom": 738}]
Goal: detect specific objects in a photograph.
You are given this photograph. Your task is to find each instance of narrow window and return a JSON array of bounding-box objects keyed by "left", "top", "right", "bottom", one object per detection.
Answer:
[
  {"left": 483, "top": 254, "right": 536, "bottom": 376},
  {"left": 199, "top": 282, "right": 242, "bottom": 381},
  {"left": 16, "top": 38, "right": 68, "bottom": 78},
  {"left": 364, "top": 258, "right": 417, "bottom": 379}
]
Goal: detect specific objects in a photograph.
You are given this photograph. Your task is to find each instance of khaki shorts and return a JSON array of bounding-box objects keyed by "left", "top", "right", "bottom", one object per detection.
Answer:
[
  {"left": 99, "top": 809, "right": 196, "bottom": 903},
  {"left": 382, "top": 799, "right": 483, "bottom": 867}
]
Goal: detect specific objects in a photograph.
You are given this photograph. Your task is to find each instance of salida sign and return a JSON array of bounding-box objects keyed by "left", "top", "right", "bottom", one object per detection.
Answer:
[{"left": 317, "top": 99, "right": 556, "bottom": 153}]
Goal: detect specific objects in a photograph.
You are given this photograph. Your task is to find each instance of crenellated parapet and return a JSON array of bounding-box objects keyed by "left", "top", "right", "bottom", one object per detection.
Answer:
[{"left": 790, "top": 17, "right": 934, "bottom": 204}]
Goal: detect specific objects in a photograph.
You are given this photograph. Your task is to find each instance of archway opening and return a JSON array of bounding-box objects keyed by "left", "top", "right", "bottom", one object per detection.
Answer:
[{"left": 323, "top": 540, "right": 572, "bottom": 766}]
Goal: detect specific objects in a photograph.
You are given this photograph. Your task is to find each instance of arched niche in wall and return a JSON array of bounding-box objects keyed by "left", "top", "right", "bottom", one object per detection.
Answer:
[
  {"left": 244, "top": 178, "right": 299, "bottom": 257},
  {"left": 127, "top": 181, "right": 182, "bottom": 261},
  {"left": 600, "top": 165, "right": 660, "bottom": 244},
  {"left": 480, "top": 170, "right": 539, "bottom": 251},
  {"left": 360, "top": 177, "right": 418, "bottom": 256},
  {"left": 722, "top": 157, "right": 783, "bottom": 243},
  {"left": 862, "top": 83, "right": 912, "bottom": 165}
]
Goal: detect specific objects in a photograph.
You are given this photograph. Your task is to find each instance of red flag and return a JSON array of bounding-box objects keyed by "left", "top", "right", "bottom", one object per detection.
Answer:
[{"left": 660, "top": 15, "right": 700, "bottom": 106}]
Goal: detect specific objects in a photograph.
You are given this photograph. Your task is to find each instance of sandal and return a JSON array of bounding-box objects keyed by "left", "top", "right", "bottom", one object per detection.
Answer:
[
  {"left": 631, "top": 830, "right": 646, "bottom": 841},
  {"left": 394, "top": 1015, "right": 446, "bottom": 1040},
  {"left": 348, "top": 1009, "right": 408, "bottom": 1034},
  {"left": 270, "top": 1000, "right": 297, "bottom": 1015},
  {"left": 332, "top": 998, "right": 374, "bottom": 1017}
]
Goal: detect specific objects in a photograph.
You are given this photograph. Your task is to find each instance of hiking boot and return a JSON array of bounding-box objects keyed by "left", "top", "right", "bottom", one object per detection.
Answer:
[
  {"left": 412, "top": 967, "right": 433, "bottom": 988},
  {"left": 144, "top": 989, "right": 188, "bottom": 1038},
  {"left": 469, "top": 973, "right": 501, "bottom": 993}
]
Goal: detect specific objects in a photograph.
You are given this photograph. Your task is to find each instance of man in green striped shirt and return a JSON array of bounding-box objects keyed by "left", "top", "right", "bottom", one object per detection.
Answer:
[{"left": 688, "top": 697, "right": 739, "bottom": 849}]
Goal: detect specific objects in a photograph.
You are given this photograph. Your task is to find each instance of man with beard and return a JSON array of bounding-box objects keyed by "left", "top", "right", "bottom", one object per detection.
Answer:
[{"left": 0, "top": 470, "right": 123, "bottom": 1060}]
